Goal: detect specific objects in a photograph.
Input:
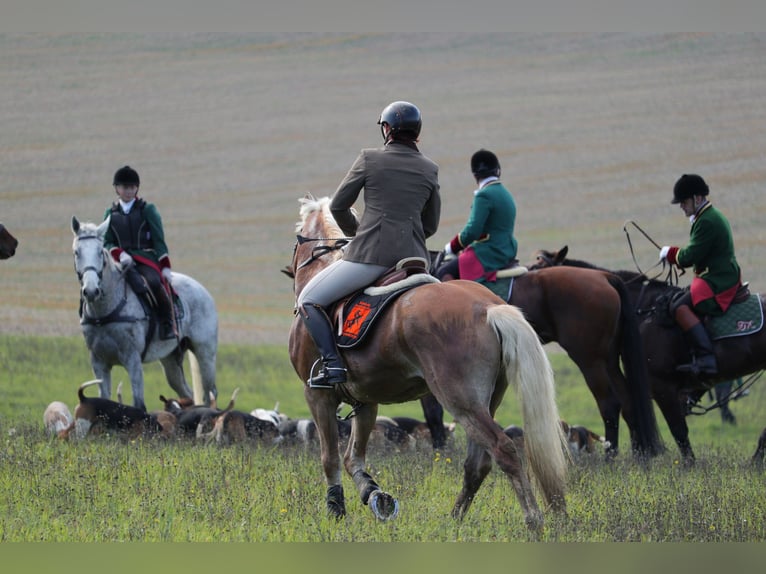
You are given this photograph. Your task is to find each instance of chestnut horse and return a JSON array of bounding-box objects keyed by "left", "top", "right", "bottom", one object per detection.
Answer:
[
  {"left": 286, "top": 195, "right": 568, "bottom": 532},
  {"left": 532, "top": 245, "right": 766, "bottom": 463},
  {"left": 0, "top": 223, "right": 18, "bottom": 259}
]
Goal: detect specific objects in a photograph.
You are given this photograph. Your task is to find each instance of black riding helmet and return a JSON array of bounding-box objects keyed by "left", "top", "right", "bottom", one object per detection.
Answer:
[
  {"left": 113, "top": 165, "right": 140, "bottom": 187},
  {"left": 377, "top": 101, "right": 422, "bottom": 142},
  {"left": 471, "top": 149, "right": 501, "bottom": 179},
  {"left": 671, "top": 173, "right": 709, "bottom": 204}
]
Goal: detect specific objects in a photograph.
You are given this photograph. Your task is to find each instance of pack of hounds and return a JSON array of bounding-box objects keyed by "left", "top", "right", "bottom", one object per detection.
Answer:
[{"left": 44, "top": 378, "right": 613, "bottom": 458}]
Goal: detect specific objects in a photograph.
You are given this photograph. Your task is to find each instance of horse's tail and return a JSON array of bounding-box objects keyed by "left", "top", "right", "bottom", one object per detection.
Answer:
[
  {"left": 607, "top": 274, "right": 665, "bottom": 457},
  {"left": 486, "top": 304, "right": 569, "bottom": 509},
  {"left": 188, "top": 351, "right": 206, "bottom": 405}
]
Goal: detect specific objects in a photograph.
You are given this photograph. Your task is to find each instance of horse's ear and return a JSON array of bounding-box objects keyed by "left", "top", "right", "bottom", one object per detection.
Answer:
[
  {"left": 71, "top": 216, "right": 80, "bottom": 235},
  {"left": 559, "top": 245, "right": 569, "bottom": 261},
  {"left": 281, "top": 265, "right": 295, "bottom": 279},
  {"left": 96, "top": 216, "right": 110, "bottom": 238}
]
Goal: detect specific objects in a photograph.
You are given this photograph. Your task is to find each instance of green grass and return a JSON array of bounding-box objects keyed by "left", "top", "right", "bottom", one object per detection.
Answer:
[{"left": 1, "top": 334, "right": 764, "bottom": 542}]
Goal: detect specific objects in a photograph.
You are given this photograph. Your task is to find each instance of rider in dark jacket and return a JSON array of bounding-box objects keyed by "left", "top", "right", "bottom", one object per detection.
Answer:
[{"left": 103, "top": 165, "right": 176, "bottom": 340}]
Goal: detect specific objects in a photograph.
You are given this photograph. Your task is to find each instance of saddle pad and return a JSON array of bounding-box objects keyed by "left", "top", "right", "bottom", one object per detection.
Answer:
[
  {"left": 708, "top": 294, "right": 763, "bottom": 340},
  {"left": 335, "top": 287, "right": 410, "bottom": 348},
  {"left": 480, "top": 276, "right": 514, "bottom": 301}
]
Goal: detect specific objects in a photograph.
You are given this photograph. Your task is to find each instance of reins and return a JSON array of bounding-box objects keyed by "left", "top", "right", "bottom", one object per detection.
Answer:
[
  {"left": 622, "top": 219, "right": 683, "bottom": 286},
  {"left": 294, "top": 234, "right": 351, "bottom": 270},
  {"left": 686, "top": 370, "right": 762, "bottom": 416}
]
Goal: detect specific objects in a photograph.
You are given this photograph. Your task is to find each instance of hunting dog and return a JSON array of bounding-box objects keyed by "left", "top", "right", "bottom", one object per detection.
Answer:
[
  {"left": 390, "top": 416, "right": 457, "bottom": 450},
  {"left": 160, "top": 388, "right": 238, "bottom": 438},
  {"left": 43, "top": 401, "right": 73, "bottom": 437},
  {"left": 560, "top": 420, "right": 608, "bottom": 455},
  {"left": 61, "top": 379, "right": 165, "bottom": 439},
  {"left": 198, "top": 409, "right": 281, "bottom": 445}
]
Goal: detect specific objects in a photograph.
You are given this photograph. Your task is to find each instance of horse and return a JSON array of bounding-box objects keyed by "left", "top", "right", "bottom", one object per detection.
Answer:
[
  {"left": 0, "top": 223, "right": 18, "bottom": 259},
  {"left": 531, "top": 245, "right": 766, "bottom": 463},
  {"left": 424, "top": 254, "right": 664, "bottom": 459},
  {"left": 286, "top": 195, "right": 568, "bottom": 532},
  {"left": 71, "top": 216, "right": 218, "bottom": 411}
]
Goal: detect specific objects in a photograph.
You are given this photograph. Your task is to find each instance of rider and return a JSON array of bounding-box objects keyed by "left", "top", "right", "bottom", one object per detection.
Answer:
[
  {"left": 297, "top": 101, "right": 441, "bottom": 388},
  {"left": 659, "top": 173, "right": 743, "bottom": 376},
  {"left": 103, "top": 165, "right": 176, "bottom": 340},
  {"left": 434, "top": 149, "right": 518, "bottom": 283}
]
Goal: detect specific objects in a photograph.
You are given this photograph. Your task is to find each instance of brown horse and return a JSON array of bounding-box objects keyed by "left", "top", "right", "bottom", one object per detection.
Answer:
[
  {"left": 531, "top": 245, "right": 766, "bottom": 463},
  {"left": 0, "top": 223, "right": 18, "bottom": 260},
  {"left": 426, "top": 256, "right": 664, "bottom": 459},
  {"left": 286, "top": 195, "right": 568, "bottom": 532}
]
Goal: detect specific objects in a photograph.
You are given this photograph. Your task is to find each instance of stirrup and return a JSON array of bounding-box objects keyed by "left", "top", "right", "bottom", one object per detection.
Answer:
[
  {"left": 307, "top": 359, "right": 347, "bottom": 389},
  {"left": 676, "top": 357, "right": 718, "bottom": 376}
]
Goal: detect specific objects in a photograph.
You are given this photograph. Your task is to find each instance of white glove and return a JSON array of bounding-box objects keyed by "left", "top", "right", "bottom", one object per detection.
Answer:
[
  {"left": 162, "top": 267, "right": 173, "bottom": 284},
  {"left": 659, "top": 246, "right": 670, "bottom": 261},
  {"left": 444, "top": 242, "right": 453, "bottom": 256},
  {"left": 119, "top": 252, "right": 134, "bottom": 268}
]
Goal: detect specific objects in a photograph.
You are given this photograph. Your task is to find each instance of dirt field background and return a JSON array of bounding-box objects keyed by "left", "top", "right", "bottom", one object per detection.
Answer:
[{"left": 2, "top": 33, "right": 766, "bottom": 346}]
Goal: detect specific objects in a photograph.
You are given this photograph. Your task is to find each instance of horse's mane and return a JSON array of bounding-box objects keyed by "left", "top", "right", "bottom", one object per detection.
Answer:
[
  {"left": 296, "top": 195, "right": 344, "bottom": 238},
  {"left": 559, "top": 256, "right": 674, "bottom": 291}
]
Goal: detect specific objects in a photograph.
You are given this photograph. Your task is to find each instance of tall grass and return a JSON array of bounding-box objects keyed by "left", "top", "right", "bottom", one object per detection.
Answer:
[{"left": 1, "top": 334, "right": 764, "bottom": 541}]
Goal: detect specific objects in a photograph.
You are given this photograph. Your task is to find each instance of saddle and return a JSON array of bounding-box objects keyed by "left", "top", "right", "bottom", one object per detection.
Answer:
[{"left": 332, "top": 257, "right": 439, "bottom": 348}]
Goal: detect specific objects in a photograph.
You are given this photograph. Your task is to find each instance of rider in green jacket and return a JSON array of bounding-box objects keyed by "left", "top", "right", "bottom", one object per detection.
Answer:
[
  {"left": 435, "top": 149, "right": 517, "bottom": 283},
  {"left": 103, "top": 165, "right": 176, "bottom": 340},
  {"left": 660, "top": 173, "right": 743, "bottom": 375}
]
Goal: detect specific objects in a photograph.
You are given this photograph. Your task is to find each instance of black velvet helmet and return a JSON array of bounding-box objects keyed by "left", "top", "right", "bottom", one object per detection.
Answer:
[
  {"left": 471, "top": 149, "right": 501, "bottom": 179},
  {"left": 671, "top": 173, "right": 708, "bottom": 204},
  {"left": 377, "top": 101, "right": 422, "bottom": 141},
  {"left": 113, "top": 165, "right": 140, "bottom": 187}
]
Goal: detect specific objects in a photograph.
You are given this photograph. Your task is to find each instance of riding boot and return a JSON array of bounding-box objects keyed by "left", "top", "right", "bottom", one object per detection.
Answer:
[
  {"left": 299, "top": 304, "right": 347, "bottom": 389},
  {"left": 155, "top": 286, "right": 176, "bottom": 340},
  {"left": 675, "top": 306, "right": 718, "bottom": 375}
]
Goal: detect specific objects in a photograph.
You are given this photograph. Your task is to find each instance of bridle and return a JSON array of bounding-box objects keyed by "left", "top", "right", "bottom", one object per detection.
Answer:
[
  {"left": 74, "top": 234, "right": 105, "bottom": 282},
  {"left": 292, "top": 234, "right": 351, "bottom": 271}
]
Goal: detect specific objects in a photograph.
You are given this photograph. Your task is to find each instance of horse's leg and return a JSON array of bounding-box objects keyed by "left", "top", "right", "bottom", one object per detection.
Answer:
[
  {"left": 343, "top": 403, "right": 399, "bottom": 520},
  {"left": 451, "top": 436, "right": 493, "bottom": 519},
  {"left": 90, "top": 354, "right": 112, "bottom": 400},
  {"left": 420, "top": 393, "right": 446, "bottom": 450},
  {"left": 574, "top": 362, "right": 622, "bottom": 459},
  {"left": 159, "top": 349, "right": 194, "bottom": 400},
  {"left": 715, "top": 381, "right": 736, "bottom": 425},
  {"left": 304, "top": 387, "right": 345, "bottom": 518},
  {"left": 653, "top": 386, "right": 695, "bottom": 464},
  {"left": 123, "top": 353, "right": 147, "bottom": 411},
  {"left": 455, "top": 409, "right": 544, "bottom": 532}
]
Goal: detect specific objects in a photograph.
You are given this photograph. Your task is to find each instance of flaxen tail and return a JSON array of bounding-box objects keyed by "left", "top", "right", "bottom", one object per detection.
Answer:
[{"left": 486, "top": 304, "right": 569, "bottom": 510}]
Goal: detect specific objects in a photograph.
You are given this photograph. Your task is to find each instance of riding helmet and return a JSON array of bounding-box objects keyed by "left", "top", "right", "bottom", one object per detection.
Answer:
[
  {"left": 113, "top": 165, "right": 140, "bottom": 187},
  {"left": 671, "top": 173, "right": 708, "bottom": 204},
  {"left": 377, "top": 101, "right": 422, "bottom": 140},
  {"left": 471, "top": 149, "right": 501, "bottom": 179}
]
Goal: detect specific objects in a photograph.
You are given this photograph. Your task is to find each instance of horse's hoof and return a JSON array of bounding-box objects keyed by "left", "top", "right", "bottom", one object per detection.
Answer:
[
  {"left": 368, "top": 490, "right": 399, "bottom": 521},
  {"left": 327, "top": 484, "right": 346, "bottom": 519}
]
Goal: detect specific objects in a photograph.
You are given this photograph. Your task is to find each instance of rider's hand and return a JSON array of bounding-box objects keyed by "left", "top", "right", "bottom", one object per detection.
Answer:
[
  {"left": 119, "top": 252, "right": 134, "bottom": 268},
  {"left": 162, "top": 267, "right": 173, "bottom": 285},
  {"left": 659, "top": 246, "right": 670, "bottom": 261}
]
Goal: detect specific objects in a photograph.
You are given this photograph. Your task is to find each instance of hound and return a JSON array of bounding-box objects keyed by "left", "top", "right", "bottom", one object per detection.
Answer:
[{"left": 43, "top": 401, "right": 73, "bottom": 437}]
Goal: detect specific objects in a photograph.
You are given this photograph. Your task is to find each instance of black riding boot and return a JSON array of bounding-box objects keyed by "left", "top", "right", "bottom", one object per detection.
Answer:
[
  {"left": 299, "top": 304, "right": 347, "bottom": 389},
  {"left": 156, "top": 288, "right": 176, "bottom": 340},
  {"left": 677, "top": 323, "right": 718, "bottom": 376}
]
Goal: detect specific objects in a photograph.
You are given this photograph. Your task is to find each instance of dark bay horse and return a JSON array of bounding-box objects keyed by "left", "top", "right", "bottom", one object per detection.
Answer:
[
  {"left": 532, "top": 245, "right": 766, "bottom": 463},
  {"left": 0, "top": 223, "right": 18, "bottom": 259},
  {"left": 286, "top": 195, "right": 568, "bottom": 532}
]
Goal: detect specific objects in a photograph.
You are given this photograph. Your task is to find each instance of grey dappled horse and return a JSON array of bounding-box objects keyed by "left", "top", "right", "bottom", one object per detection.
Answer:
[{"left": 71, "top": 216, "right": 218, "bottom": 410}]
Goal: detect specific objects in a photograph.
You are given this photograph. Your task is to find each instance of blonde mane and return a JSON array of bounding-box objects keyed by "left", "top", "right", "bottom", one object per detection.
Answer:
[{"left": 296, "top": 195, "right": 344, "bottom": 239}]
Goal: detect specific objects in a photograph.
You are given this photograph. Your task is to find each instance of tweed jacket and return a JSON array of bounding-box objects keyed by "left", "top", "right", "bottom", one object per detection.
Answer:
[{"left": 330, "top": 142, "right": 441, "bottom": 268}]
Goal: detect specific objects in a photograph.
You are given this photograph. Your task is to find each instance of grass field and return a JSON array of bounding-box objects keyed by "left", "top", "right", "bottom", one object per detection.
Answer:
[{"left": 2, "top": 334, "right": 765, "bottom": 542}]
